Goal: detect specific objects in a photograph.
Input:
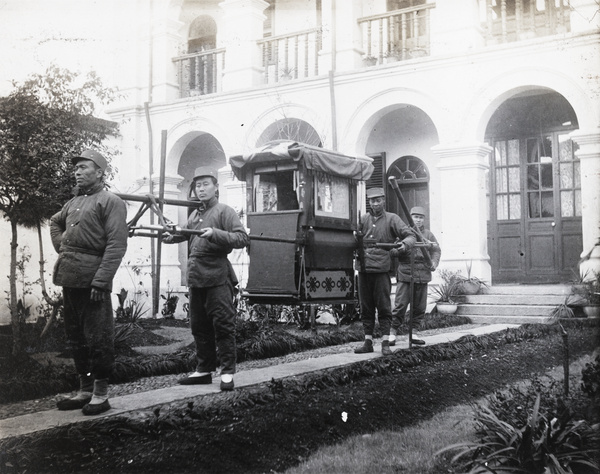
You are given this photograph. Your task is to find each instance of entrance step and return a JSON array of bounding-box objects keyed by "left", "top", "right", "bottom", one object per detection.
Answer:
[{"left": 456, "top": 284, "right": 573, "bottom": 324}]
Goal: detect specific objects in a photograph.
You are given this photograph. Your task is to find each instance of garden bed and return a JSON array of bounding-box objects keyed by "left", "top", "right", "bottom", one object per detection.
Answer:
[{"left": 0, "top": 320, "right": 598, "bottom": 473}]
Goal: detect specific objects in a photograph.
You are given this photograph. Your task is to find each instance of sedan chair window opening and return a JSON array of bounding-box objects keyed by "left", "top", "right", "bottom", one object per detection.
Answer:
[
  {"left": 253, "top": 164, "right": 300, "bottom": 212},
  {"left": 314, "top": 172, "right": 350, "bottom": 219}
]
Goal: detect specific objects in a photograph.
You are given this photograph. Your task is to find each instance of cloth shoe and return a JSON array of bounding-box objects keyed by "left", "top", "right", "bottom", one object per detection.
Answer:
[
  {"left": 410, "top": 338, "right": 426, "bottom": 345},
  {"left": 381, "top": 340, "right": 392, "bottom": 356},
  {"left": 82, "top": 379, "right": 110, "bottom": 416},
  {"left": 354, "top": 339, "right": 374, "bottom": 354},
  {"left": 57, "top": 373, "right": 94, "bottom": 410},
  {"left": 57, "top": 393, "right": 92, "bottom": 410},
  {"left": 388, "top": 338, "right": 396, "bottom": 346},
  {"left": 82, "top": 399, "right": 111, "bottom": 416},
  {"left": 220, "top": 375, "right": 234, "bottom": 391},
  {"left": 178, "top": 373, "right": 212, "bottom": 385}
]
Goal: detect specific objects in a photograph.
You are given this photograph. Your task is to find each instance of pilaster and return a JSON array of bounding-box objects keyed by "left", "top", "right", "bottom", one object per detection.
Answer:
[
  {"left": 570, "top": 129, "right": 600, "bottom": 278},
  {"left": 219, "top": 0, "right": 269, "bottom": 91},
  {"left": 432, "top": 142, "right": 492, "bottom": 283}
]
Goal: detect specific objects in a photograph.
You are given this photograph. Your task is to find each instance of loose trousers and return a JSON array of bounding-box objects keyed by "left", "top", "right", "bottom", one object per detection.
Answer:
[
  {"left": 63, "top": 287, "right": 115, "bottom": 379},
  {"left": 189, "top": 283, "right": 236, "bottom": 375},
  {"left": 357, "top": 272, "right": 392, "bottom": 336},
  {"left": 392, "top": 281, "right": 428, "bottom": 331}
]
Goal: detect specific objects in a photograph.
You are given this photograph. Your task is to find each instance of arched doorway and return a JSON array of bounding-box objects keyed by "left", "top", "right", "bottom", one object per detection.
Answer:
[
  {"left": 256, "top": 118, "right": 322, "bottom": 147},
  {"left": 485, "top": 89, "right": 581, "bottom": 283},
  {"left": 386, "top": 155, "right": 430, "bottom": 226}
]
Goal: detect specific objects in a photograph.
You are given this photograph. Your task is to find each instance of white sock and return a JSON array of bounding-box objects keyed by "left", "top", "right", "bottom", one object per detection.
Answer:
[
  {"left": 89, "top": 394, "right": 108, "bottom": 405},
  {"left": 189, "top": 371, "right": 210, "bottom": 377},
  {"left": 221, "top": 374, "right": 233, "bottom": 383},
  {"left": 71, "top": 391, "right": 92, "bottom": 401}
]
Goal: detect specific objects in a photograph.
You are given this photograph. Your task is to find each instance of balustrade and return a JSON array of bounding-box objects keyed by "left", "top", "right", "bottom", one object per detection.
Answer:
[
  {"left": 483, "top": 0, "right": 570, "bottom": 44},
  {"left": 173, "top": 49, "right": 226, "bottom": 98},
  {"left": 358, "top": 4, "right": 435, "bottom": 67},
  {"left": 257, "top": 28, "right": 322, "bottom": 84}
]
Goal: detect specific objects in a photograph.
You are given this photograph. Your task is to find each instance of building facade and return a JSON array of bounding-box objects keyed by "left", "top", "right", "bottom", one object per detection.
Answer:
[{"left": 1, "top": 0, "right": 599, "bottom": 321}]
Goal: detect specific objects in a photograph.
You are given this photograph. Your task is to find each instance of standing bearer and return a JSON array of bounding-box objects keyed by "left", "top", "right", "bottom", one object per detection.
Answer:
[
  {"left": 354, "top": 188, "right": 416, "bottom": 355},
  {"left": 390, "top": 206, "right": 441, "bottom": 346},
  {"left": 163, "top": 167, "right": 249, "bottom": 390},
  {"left": 51, "top": 150, "right": 128, "bottom": 415}
]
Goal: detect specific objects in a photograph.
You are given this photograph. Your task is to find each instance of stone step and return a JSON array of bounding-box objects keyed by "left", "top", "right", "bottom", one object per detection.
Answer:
[
  {"left": 464, "top": 315, "right": 550, "bottom": 325},
  {"left": 481, "top": 284, "right": 572, "bottom": 296},
  {"left": 456, "top": 304, "right": 556, "bottom": 316},
  {"left": 458, "top": 294, "right": 568, "bottom": 306}
]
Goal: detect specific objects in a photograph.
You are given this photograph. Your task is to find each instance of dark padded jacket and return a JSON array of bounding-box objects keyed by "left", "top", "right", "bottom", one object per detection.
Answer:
[
  {"left": 357, "top": 211, "right": 416, "bottom": 273},
  {"left": 50, "top": 183, "right": 128, "bottom": 290},
  {"left": 396, "top": 227, "right": 441, "bottom": 284}
]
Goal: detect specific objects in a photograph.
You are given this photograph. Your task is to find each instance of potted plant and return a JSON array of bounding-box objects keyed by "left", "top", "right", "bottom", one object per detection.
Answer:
[
  {"left": 573, "top": 271, "right": 600, "bottom": 318},
  {"left": 430, "top": 269, "right": 462, "bottom": 314},
  {"left": 384, "top": 45, "right": 403, "bottom": 63},
  {"left": 362, "top": 55, "right": 378, "bottom": 67},
  {"left": 458, "top": 260, "right": 488, "bottom": 295}
]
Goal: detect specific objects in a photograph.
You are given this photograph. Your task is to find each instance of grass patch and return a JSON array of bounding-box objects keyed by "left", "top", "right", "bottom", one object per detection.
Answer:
[{"left": 284, "top": 352, "right": 599, "bottom": 474}]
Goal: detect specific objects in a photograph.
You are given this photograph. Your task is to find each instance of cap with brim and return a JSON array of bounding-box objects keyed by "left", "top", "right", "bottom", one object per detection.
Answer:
[
  {"left": 366, "top": 187, "right": 385, "bottom": 199},
  {"left": 72, "top": 150, "right": 107, "bottom": 172},
  {"left": 193, "top": 166, "right": 218, "bottom": 181},
  {"left": 410, "top": 206, "right": 426, "bottom": 216}
]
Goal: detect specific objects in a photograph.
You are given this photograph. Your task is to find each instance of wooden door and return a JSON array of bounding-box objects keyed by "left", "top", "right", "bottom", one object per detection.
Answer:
[{"left": 488, "top": 132, "right": 582, "bottom": 283}]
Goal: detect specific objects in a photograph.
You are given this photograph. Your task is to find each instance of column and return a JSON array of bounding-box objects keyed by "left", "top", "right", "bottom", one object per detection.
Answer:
[
  {"left": 219, "top": 0, "right": 269, "bottom": 91},
  {"left": 432, "top": 142, "right": 492, "bottom": 283},
  {"left": 151, "top": 18, "right": 185, "bottom": 102},
  {"left": 571, "top": 129, "right": 600, "bottom": 279}
]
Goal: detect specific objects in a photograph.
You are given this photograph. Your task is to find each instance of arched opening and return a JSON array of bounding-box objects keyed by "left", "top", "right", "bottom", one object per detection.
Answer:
[
  {"left": 256, "top": 118, "right": 322, "bottom": 147},
  {"left": 186, "top": 16, "right": 217, "bottom": 95},
  {"left": 175, "top": 132, "right": 226, "bottom": 285},
  {"left": 485, "top": 88, "right": 580, "bottom": 283},
  {"left": 386, "top": 156, "right": 430, "bottom": 226}
]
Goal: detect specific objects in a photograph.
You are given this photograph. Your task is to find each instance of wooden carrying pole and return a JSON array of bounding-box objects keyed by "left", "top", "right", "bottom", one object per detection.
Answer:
[{"left": 387, "top": 176, "right": 433, "bottom": 268}]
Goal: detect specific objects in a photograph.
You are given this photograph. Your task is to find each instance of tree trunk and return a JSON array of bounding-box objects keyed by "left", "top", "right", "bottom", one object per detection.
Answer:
[{"left": 10, "top": 219, "right": 22, "bottom": 356}]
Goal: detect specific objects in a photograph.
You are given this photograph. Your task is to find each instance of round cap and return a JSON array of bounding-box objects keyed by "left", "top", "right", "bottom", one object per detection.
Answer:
[
  {"left": 193, "top": 166, "right": 218, "bottom": 181},
  {"left": 72, "top": 149, "right": 107, "bottom": 172},
  {"left": 410, "top": 206, "right": 426, "bottom": 216},
  {"left": 366, "top": 187, "right": 385, "bottom": 199}
]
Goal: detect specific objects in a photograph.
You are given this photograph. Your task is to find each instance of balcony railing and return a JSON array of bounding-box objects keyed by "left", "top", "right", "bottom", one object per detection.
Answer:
[
  {"left": 257, "top": 27, "right": 323, "bottom": 84},
  {"left": 483, "top": 0, "right": 570, "bottom": 44},
  {"left": 358, "top": 4, "right": 435, "bottom": 67},
  {"left": 173, "top": 48, "right": 225, "bottom": 98}
]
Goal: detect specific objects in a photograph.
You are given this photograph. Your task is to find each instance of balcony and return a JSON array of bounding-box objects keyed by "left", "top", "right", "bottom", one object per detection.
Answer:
[
  {"left": 173, "top": 48, "right": 226, "bottom": 98},
  {"left": 171, "top": 1, "right": 576, "bottom": 97},
  {"left": 258, "top": 27, "right": 323, "bottom": 85},
  {"left": 482, "top": 0, "right": 571, "bottom": 44},
  {"left": 358, "top": 4, "right": 435, "bottom": 67}
]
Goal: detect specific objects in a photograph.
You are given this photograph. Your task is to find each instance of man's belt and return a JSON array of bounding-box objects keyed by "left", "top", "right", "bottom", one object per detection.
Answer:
[{"left": 60, "top": 245, "right": 104, "bottom": 257}]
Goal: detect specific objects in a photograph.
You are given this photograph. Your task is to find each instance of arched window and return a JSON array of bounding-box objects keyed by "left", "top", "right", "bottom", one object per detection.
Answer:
[
  {"left": 388, "top": 155, "right": 429, "bottom": 182},
  {"left": 188, "top": 16, "right": 216, "bottom": 53},
  {"left": 386, "top": 156, "right": 430, "bottom": 224}
]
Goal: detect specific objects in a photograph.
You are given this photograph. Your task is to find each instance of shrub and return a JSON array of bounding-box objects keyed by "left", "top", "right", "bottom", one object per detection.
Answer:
[
  {"left": 581, "top": 354, "right": 600, "bottom": 400},
  {"left": 438, "top": 377, "right": 600, "bottom": 473}
]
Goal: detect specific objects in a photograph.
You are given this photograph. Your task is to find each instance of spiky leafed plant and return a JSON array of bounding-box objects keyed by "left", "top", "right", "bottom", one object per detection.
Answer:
[
  {"left": 0, "top": 65, "right": 119, "bottom": 355},
  {"left": 437, "top": 394, "right": 600, "bottom": 473}
]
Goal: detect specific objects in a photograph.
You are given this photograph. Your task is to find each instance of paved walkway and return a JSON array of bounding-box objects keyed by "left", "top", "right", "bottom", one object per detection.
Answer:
[{"left": 0, "top": 324, "right": 518, "bottom": 440}]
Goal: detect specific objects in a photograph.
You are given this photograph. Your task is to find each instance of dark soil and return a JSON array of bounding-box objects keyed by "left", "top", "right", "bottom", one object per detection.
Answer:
[{"left": 3, "top": 324, "right": 598, "bottom": 474}]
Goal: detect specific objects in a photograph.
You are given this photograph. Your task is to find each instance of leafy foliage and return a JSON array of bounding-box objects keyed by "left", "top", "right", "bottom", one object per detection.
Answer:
[
  {"left": 430, "top": 269, "right": 462, "bottom": 303},
  {"left": 438, "top": 372, "right": 600, "bottom": 473},
  {"left": 0, "top": 65, "right": 119, "bottom": 228},
  {"left": 581, "top": 354, "right": 600, "bottom": 400},
  {"left": 0, "top": 65, "right": 120, "bottom": 355}
]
